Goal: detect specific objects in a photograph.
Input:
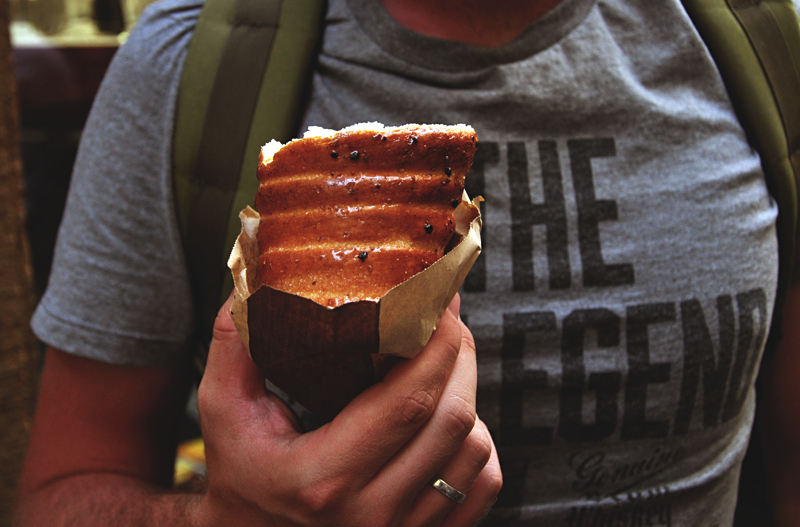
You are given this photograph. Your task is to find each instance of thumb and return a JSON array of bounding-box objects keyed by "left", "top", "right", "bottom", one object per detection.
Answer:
[
  {"left": 198, "top": 292, "right": 301, "bottom": 436},
  {"left": 202, "top": 292, "right": 265, "bottom": 402}
]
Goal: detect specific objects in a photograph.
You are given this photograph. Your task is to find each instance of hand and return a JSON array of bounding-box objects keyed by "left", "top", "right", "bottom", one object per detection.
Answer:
[{"left": 194, "top": 293, "right": 502, "bottom": 527}]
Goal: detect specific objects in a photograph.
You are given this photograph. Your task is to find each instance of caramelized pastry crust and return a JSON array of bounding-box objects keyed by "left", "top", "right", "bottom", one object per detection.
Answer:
[{"left": 256, "top": 123, "right": 477, "bottom": 307}]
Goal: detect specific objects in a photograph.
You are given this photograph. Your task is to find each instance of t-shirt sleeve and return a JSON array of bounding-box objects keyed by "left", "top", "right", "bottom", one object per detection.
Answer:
[{"left": 30, "top": 0, "right": 204, "bottom": 366}]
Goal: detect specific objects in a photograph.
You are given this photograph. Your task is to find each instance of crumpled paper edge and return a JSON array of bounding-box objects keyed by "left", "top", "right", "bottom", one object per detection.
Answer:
[{"left": 227, "top": 192, "right": 482, "bottom": 360}]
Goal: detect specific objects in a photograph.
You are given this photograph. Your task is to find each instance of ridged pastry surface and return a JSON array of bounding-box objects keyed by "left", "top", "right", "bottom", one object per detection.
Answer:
[{"left": 256, "top": 123, "right": 477, "bottom": 307}]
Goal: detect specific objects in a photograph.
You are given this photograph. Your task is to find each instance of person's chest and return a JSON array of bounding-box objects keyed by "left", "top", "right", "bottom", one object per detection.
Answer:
[{"left": 299, "top": 0, "right": 779, "bottom": 520}]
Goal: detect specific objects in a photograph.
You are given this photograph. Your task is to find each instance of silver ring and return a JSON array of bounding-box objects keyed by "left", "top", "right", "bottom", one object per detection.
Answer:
[{"left": 432, "top": 478, "right": 466, "bottom": 504}]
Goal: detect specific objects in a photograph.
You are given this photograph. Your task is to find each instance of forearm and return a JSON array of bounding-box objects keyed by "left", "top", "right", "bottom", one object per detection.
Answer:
[
  {"left": 760, "top": 282, "right": 800, "bottom": 527},
  {"left": 16, "top": 298, "right": 500, "bottom": 527},
  {"left": 14, "top": 473, "right": 206, "bottom": 527},
  {"left": 760, "top": 352, "right": 800, "bottom": 527}
]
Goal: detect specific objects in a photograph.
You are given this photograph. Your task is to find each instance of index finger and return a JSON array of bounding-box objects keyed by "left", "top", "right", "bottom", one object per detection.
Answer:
[{"left": 305, "top": 299, "right": 463, "bottom": 484}]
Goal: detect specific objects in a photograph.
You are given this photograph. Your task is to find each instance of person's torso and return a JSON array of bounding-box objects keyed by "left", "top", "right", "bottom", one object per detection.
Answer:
[{"left": 300, "top": 0, "right": 779, "bottom": 524}]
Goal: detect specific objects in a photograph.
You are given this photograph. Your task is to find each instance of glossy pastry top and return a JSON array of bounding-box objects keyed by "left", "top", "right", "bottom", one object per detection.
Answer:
[{"left": 255, "top": 123, "right": 477, "bottom": 307}]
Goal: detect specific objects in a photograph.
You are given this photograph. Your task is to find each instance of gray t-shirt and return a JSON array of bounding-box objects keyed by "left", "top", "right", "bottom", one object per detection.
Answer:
[{"left": 33, "top": 0, "right": 793, "bottom": 524}]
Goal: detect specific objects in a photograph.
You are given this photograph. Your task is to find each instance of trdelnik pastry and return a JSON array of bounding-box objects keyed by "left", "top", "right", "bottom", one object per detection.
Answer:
[
  {"left": 228, "top": 122, "right": 482, "bottom": 419},
  {"left": 256, "top": 122, "right": 478, "bottom": 307}
]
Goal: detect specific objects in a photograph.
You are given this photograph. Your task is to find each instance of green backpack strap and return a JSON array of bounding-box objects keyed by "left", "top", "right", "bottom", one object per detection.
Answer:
[
  {"left": 681, "top": 3, "right": 800, "bottom": 524},
  {"left": 172, "top": 0, "right": 325, "bottom": 375},
  {"left": 682, "top": 0, "right": 800, "bottom": 334}
]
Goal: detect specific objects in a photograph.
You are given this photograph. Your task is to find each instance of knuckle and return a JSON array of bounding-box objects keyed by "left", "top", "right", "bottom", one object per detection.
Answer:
[
  {"left": 439, "top": 328, "right": 461, "bottom": 364},
  {"left": 296, "top": 478, "right": 348, "bottom": 517},
  {"left": 475, "top": 471, "right": 503, "bottom": 527},
  {"left": 486, "top": 465, "right": 504, "bottom": 500},
  {"left": 196, "top": 382, "right": 218, "bottom": 419},
  {"left": 463, "top": 427, "right": 493, "bottom": 470},
  {"left": 196, "top": 376, "right": 227, "bottom": 415},
  {"left": 459, "top": 320, "right": 476, "bottom": 351},
  {"left": 430, "top": 311, "right": 462, "bottom": 364},
  {"left": 195, "top": 391, "right": 225, "bottom": 437},
  {"left": 398, "top": 388, "right": 437, "bottom": 426},
  {"left": 440, "top": 394, "right": 476, "bottom": 443}
]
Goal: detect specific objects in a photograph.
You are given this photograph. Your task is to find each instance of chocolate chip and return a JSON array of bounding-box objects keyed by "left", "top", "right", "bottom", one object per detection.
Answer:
[
  {"left": 331, "top": 151, "right": 338, "bottom": 159},
  {"left": 444, "top": 166, "right": 452, "bottom": 176},
  {"left": 424, "top": 224, "right": 433, "bottom": 234},
  {"left": 358, "top": 251, "right": 368, "bottom": 261},
  {"left": 451, "top": 199, "right": 460, "bottom": 208},
  {"left": 350, "top": 151, "right": 359, "bottom": 160}
]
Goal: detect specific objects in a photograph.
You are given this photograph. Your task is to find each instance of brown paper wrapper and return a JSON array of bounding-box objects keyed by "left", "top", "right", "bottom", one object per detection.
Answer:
[{"left": 228, "top": 193, "right": 482, "bottom": 419}]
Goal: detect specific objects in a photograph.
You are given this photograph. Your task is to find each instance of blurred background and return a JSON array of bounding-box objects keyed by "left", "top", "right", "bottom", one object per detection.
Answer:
[
  {"left": 0, "top": 1, "right": 160, "bottom": 524},
  {"left": 11, "top": 0, "right": 157, "bottom": 299}
]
